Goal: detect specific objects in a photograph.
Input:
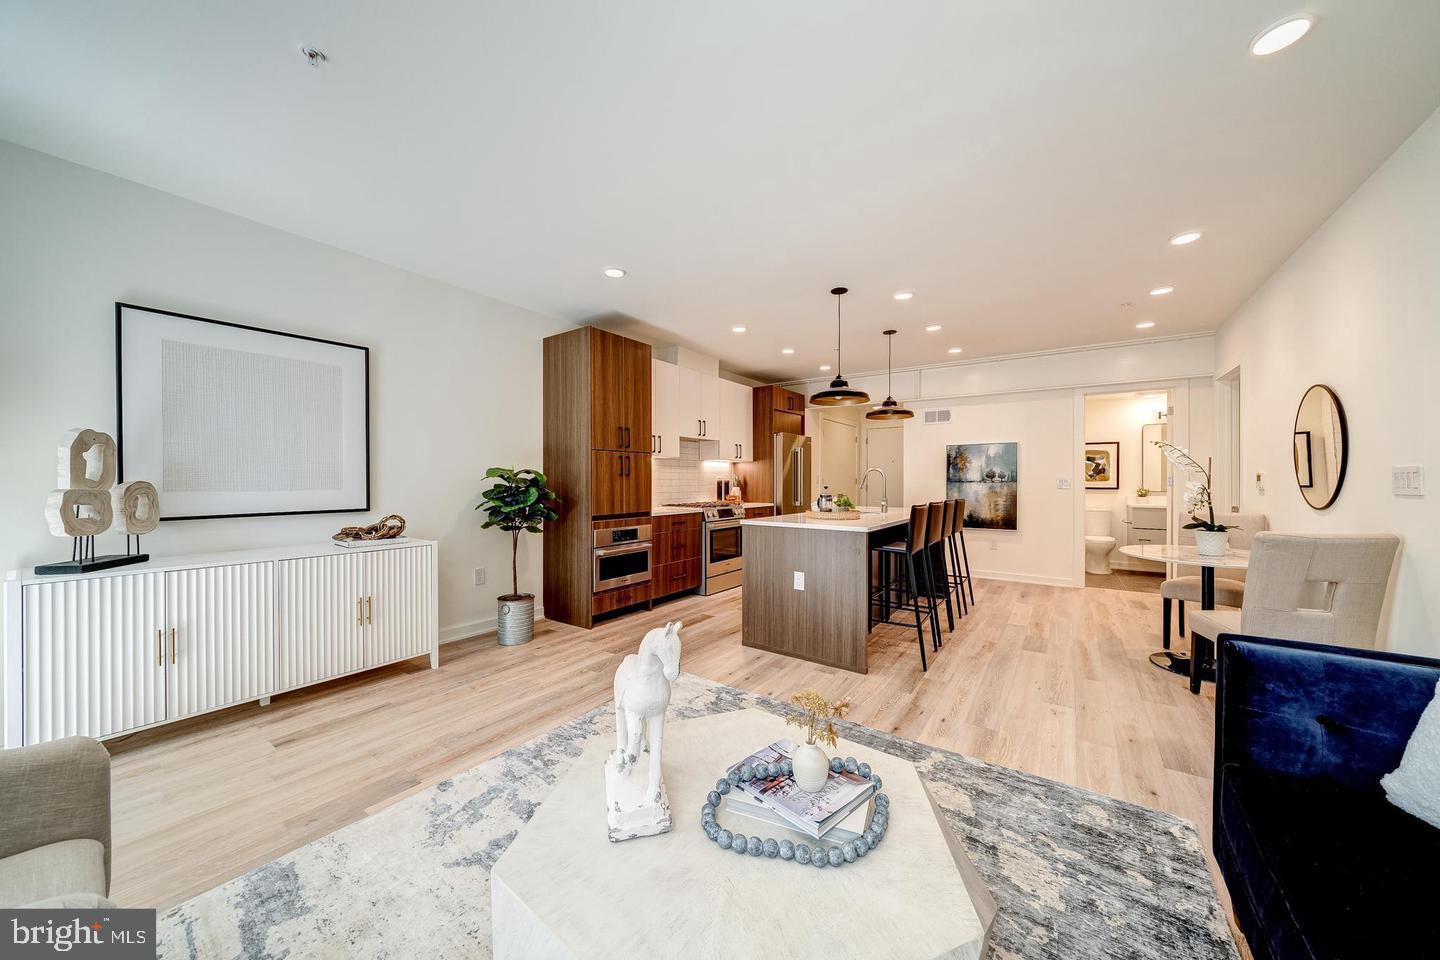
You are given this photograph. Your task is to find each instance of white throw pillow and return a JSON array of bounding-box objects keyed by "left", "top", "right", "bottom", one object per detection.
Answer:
[{"left": 1382, "top": 678, "right": 1440, "bottom": 829}]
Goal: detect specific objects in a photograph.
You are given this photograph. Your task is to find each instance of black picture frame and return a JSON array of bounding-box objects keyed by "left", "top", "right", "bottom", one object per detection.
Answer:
[
  {"left": 1083, "top": 441, "right": 1120, "bottom": 490},
  {"left": 1293, "top": 430, "right": 1313, "bottom": 488},
  {"left": 116, "top": 302, "right": 371, "bottom": 521}
]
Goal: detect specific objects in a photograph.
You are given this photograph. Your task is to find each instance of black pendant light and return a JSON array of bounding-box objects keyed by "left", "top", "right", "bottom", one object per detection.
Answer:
[
  {"left": 808, "top": 287, "right": 871, "bottom": 407},
  {"left": 865, "top": 330, "right": 914, "bottom": 421}
]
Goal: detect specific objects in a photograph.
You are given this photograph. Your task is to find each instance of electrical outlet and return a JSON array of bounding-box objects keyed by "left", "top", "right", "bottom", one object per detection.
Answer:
[
  {"left": 1056, "top": 477, "right": 1071, "bottom": 489},
  {"left": 473, "top": 567, "right": 486, "bottom": 586},
  {"left": 1393, "top": 465, "right": 1425, "bottom": 496},
  {"left": 793, "top": 571, "right": 805, "bottom": 591}
]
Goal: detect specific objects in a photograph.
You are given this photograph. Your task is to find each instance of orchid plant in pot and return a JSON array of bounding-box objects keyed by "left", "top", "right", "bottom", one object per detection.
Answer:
[{"left": 1152, "top": 441, "right": 1236, "bottom": 556}]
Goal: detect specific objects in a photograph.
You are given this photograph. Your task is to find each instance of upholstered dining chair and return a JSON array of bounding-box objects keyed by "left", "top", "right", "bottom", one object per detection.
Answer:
[
  {"left": 1185, "top": 532, "right": 1401, "bottom": 693},
  {"left": 1160, "top": 513, "right": 1269, "bottom": 649}
]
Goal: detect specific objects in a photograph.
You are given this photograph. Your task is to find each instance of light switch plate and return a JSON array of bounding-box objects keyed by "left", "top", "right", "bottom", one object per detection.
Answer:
[
  {"left": 473, "top": 567, "right": 486, "bottom": 585},
  {"left": 1056, "top": 477, "right": 1072, "bottom": 489},
  {"left": 1392, "top": 465, "right": 1425, "bottom": 496},
  {"left": 793, "top": 571, "right": 805, "bottom": 590}
]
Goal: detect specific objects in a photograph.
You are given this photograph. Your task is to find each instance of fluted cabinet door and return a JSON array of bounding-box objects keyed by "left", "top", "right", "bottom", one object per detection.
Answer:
[
  {"left": 277, "top": 553, "right": 364, "bottom": 690},
  {"left": 21, "top": 573, "right": 164, "bottom": 743},
  {"left": 365, "top": 545, "right": 434, "bottom": 667},
  {"left": 165, "top": 563, "right": 275, "bottom": 720}
]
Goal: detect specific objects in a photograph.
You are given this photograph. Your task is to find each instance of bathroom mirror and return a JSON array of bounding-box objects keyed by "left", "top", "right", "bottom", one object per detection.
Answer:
[
  {"left": 1293, "top": 384, "right": 1348, "bottom": 509},
  {"left": 1140, "top": 421, "right": 1168, "bottom": 492}
]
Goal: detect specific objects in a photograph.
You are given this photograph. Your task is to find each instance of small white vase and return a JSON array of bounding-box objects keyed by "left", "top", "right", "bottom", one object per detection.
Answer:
[
  {"left": 792, "top": 741, "right": 830, "bottom": 793},
  {"left": 1194, "top": 529, "right": 1229, "bottom": 557}
]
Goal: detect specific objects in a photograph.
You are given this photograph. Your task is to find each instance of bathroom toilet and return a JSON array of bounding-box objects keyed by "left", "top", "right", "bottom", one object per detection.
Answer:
[{"left": 1085, "top": 509, "right": 1117, "bottom": 575}]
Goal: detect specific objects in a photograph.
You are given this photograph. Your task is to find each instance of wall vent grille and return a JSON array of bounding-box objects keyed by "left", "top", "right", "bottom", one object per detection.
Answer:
[{"left": 923, "top": 409, "right": 952, "bottom": 425}]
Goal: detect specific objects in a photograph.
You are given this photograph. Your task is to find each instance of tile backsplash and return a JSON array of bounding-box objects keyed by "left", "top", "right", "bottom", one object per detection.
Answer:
[{"left": 652, "top": 440, "right": 737, "bottom": 506}]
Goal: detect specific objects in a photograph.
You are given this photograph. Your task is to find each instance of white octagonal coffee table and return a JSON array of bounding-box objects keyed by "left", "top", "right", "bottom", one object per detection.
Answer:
[{"left": 491, "top": 709, "right": 996, "bottom": 959}]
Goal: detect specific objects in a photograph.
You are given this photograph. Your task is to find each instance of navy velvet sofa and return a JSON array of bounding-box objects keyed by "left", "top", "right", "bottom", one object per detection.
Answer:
[{"left": 1214, "top": 635, "right": 1440, "bottom": 959}]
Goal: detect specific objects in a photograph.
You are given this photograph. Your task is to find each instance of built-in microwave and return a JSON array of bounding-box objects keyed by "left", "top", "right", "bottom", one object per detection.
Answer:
[{"left": 593, "top": 524, "right": 653, "bottom": 592}]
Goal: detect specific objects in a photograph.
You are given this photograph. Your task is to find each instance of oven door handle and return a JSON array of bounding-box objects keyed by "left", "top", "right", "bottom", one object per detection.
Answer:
[
  {"left": 706, "top": 520, "right": 742, "bottom": 531},
  {"left": 595, "top": 543, "right": 651, "bottom": 558}
]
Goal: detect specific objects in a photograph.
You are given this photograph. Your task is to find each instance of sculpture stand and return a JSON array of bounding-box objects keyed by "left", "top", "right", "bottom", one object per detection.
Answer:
[
  {"left": 604, "top": 750, "right": 672, "bottom": 842},
  {"left": 34, "top": 534, "right": 147, "bottom": 576}
]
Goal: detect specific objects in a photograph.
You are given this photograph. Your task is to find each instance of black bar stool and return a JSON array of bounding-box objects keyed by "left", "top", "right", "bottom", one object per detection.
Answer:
[
  {"left": 942, "top": 499, "right": 968, "bottom": 617},
  {"left": 950, "top": 497, "right": 976, "bottom": 607},
  {"left": 926, "top": 501, "right": 954, "bottom": 636},
  {"left": 870, "top": 504, "right": 942, "bottom": 671}
]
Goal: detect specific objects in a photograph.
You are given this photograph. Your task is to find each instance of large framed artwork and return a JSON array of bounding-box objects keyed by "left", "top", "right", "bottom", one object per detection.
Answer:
[
  {"left": 945, "top": 442, "right": 1018, "bottom": 530},
  {"left": 1084, "top": 441, "right": 1120, "bottom": 490},
  {"left": 116, "top": 303, "right": 370, "bottom": 520}
]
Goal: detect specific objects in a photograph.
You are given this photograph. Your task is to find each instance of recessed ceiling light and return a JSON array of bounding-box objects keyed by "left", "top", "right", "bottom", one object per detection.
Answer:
[
  {"left": 1135, "top": 321, "right": 1156, "bottom": 330},
  {"left": 731, "top": 326, "right": 747, "bottom": 334},
  {"left": 819, "top": 364, "right": 832, "bottom": 371},
  {"left": 924, "top": 324, "right": 943, "bottom": 332},
  {"left": 948, "top": 347, "right": 963, "bottom": 354},
  {"left": 1169, "top": 231, "right": 1203, "bottom": 246},
  {"left": 1149, "top": 286, "right": 1175, "bottom": 296},
  {"left": 602, "top": 266, "right": 627, "bottom": 278},
  {"left": 893, "top": 291, "right": 915, "bottom": 301},
  {"left": 1251, "top": 17, "right": 1314, "bottom": 56},
  {"left": 781, "top": 347, "right": 795, "bottom": 355}
]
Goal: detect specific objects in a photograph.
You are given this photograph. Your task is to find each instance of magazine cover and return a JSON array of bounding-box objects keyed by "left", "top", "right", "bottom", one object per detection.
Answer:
[{"left": 728, "top": 740, "right": 873, "bottom": 835}]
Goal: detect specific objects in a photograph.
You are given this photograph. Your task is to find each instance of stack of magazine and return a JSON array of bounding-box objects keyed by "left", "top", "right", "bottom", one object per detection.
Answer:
[{"left": 724, "top": 740, "right": 876, "bottom": 842}]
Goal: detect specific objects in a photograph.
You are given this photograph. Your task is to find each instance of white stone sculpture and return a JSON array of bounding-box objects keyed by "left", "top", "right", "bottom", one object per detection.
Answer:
[{"left": 604, "top": 620, "right": 682, "bottom": 841}]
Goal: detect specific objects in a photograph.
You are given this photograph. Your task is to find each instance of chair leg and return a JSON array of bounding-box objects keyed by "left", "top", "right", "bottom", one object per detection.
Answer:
[
  {"left": 949, "top": 536, "right": 967, "bottom": 616},
  {"left": 905, "top": 555, "right": 928, "bottom": 672},
  {"left": 1162, "top": 597, "right": 1172, "bottom": 651},
  {"left": 959, "top": 529, "right": 976, "bottom": 606},
  {"left": 933, "top": 546, "right": 954, "bottom": 634},
  {"left": 1178, "top": 599, "right": 1185, "bottom": 637},
  {"left": 919, "top": 549, "right": 942, "bottom": 651},
  {"left": 1189, "top": 631, "right": 1204, "bottom": 695}
]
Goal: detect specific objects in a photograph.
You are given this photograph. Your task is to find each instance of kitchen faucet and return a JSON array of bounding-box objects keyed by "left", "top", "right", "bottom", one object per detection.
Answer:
[{"left": 858, "top": 468, "right": 887, "bottom": 513}]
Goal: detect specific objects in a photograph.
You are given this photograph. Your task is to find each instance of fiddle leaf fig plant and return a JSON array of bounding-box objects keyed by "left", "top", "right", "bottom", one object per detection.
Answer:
[{"left": 476, "top": 467, "right": 560, "bottom": 599}]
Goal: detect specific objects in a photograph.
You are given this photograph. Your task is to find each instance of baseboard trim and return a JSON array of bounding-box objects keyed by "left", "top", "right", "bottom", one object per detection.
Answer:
[
  {"left": 441, "top": 608, "right": 547, "bottom": 645},
  {"left": 970, "top": 570, "right": 1081, "bottom": 589}
]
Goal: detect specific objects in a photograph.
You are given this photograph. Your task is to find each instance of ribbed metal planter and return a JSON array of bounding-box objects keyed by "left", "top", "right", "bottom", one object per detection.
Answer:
[{"left": 496, "top": 595, "right": 535, "bottom": 646}]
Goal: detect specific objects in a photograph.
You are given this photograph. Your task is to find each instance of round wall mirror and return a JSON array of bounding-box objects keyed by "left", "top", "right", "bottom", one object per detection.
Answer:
[{"left": 1293, "top": 384, "right": 1348, "bottom": 509}]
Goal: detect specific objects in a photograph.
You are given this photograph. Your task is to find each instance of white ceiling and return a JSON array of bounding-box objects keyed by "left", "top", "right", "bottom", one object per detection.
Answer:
[{"left": 2, "top": 1, "right": 1438, "bottom": 382}]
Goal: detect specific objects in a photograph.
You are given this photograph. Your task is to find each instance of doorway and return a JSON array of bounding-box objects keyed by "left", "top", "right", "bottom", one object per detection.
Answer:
[
  {"left": 862, "top": 425, "right": 904, "bottom": 508},
  {"left": 819, "top": 415, "right": 859, "bottom": 500},
  {"left": 1081, "top": 389, "right": 1173, "bottom": 594}
]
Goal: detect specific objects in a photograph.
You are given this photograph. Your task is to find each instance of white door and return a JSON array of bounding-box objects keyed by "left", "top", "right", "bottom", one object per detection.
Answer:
[
  {"left": 22, "top": 572, "right": 165, "bottom": 743},
  {"left": 165, "top": 562, "right": 275, "bottom": 720},
  {"left": 718, "top": 379, "right": 753, "bottom": 461},
  {"left": 364, "top": 546, "right": 434, "bottom": 667},
  {"left": 863, "top": 426, "right": 905, "bottom": 508},
  {"left": 277, "top": 552, "right": 365, "bottom": 689},
  {"left": 819, "top": 416, "right": 859, "bottom": 501},
  {"left": 651, "top": 359, "right": 680, "bottom": 459}
]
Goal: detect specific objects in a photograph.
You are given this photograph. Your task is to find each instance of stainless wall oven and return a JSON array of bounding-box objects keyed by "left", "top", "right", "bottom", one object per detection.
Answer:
[
  {"left": 701, "top": 506, "right": 744, "bottom": 595},
  {"left": 593, "top": 524, "right": 652, "bottom": 592}
]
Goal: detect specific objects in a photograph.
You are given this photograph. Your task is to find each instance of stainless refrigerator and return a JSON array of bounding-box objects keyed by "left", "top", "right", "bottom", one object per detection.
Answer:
[{"left": 773, "top": 433, "right": 813, "bottom": 514}]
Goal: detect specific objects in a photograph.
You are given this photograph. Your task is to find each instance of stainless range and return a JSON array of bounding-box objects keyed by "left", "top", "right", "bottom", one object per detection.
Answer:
[{"left": 698, "top": 504, "right": 745, "bottom": 594}]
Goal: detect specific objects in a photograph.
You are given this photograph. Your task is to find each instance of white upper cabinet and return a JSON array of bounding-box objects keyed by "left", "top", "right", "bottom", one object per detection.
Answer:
[
  {"left": 718, "top": 379, "right": 754, "bottom": 462},
  {"left": 678, "top": 365, "right": 720, "bottom": 441},
  {"left": 651, "top": 359, "right": 680, "bottom": 459}
]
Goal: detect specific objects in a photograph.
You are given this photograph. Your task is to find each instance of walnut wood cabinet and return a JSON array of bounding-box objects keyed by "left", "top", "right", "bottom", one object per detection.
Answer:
[
  {"left": 651, "top": 513, "right": 702, "bottom": 598},
  {"left": 735, "top": 386, "right": 807, "bottom": 508}
]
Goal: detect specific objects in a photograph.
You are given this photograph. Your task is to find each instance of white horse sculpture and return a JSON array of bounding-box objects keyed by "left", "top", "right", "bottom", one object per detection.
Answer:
[{"left": 612, "top": 620, "right": 683, "bottom": 804}]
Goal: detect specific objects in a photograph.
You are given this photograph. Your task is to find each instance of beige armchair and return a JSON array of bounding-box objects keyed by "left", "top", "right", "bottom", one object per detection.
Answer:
[
  {"left": 1160, "top": 513, "right": 1269, "bottom": 648},
  {"left": 0, "top": 737, "right": 114, "bottom": 908},
  {"left": 1186, "top": 532, "right": 1401, "bottom": 693}
]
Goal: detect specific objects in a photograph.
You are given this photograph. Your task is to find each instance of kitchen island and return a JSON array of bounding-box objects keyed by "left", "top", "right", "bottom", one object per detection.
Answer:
[{"left": 741, "top": 509, "right": 910, "bottom": 673}]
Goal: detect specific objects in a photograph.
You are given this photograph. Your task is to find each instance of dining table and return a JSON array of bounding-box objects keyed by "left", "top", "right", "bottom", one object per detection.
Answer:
[{"left": 1117, "top": 543, "right": 1251, "bottom": 685}]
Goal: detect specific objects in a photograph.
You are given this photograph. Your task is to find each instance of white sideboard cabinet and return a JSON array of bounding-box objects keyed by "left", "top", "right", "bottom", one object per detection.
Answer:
[{"left": 4, "top": 540, "right": 438, "bottom": 748}]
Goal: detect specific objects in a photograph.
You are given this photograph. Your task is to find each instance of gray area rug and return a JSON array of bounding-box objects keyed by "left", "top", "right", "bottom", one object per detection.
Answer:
[{"left": 160, "top": 674, "right": 1237, "bottom": 959}]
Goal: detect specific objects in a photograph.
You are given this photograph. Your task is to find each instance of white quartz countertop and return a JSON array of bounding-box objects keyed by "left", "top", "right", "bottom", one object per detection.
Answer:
[
  {"left": 650, "top": 502, "right": 774, "bottom": 516},
  {"left": 741, "top": 508, "right": 910, "bottom": 533}
]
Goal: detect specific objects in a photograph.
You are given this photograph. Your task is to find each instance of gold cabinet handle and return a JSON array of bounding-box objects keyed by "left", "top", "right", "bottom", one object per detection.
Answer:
[
  {"left": 156, "top": 629, "right": 163, "bottom": 667},
  {"left": 366, "top": 596, "right": 373, "bottom": 625},
  {"left": 357, "top": 597, "right": 364, "bottom": 626},
  {"left": 169, "top": 628, "right": 176, "bottom": 664}
]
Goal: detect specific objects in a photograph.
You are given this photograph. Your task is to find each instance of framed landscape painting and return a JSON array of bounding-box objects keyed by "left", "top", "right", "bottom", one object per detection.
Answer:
[
  {"left": 116, "top": 302, "right": 370, "bottom": 520},
  {"left": 946, "top": 442, "right": 1018, "bottom": 530},
  {"left": 1084, "top": 441, "right": 1120, "bottom": 490}
]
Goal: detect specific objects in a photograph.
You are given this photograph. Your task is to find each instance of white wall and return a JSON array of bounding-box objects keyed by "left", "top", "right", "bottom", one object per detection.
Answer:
[
  {"left": 0, "top": 140, "right": 570, "bottom": 651},
  {"left": 1216, "top": 106, "right": 1440, "bottom": 657}
]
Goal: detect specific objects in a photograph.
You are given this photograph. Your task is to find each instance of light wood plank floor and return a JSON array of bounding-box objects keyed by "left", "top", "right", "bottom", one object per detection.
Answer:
[{"left": 105, "top": 578, "right": 1217, "bottom": 911}]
